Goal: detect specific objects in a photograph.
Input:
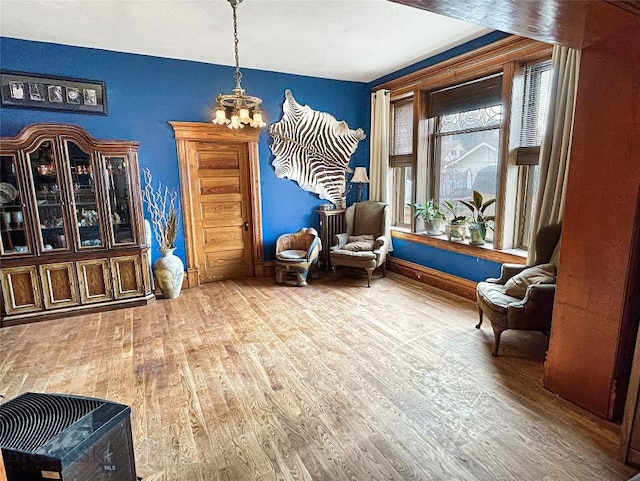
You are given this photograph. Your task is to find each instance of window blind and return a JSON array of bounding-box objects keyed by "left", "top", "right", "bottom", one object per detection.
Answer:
[
  {"left": 518, "top": 61, "right": 552, "bottom": 148},
  {"left": 391, "top": 99, "right": 413, "bottom": 167},
  {"left": 427, "top": 73, "right": 503, "bottom": 118}
]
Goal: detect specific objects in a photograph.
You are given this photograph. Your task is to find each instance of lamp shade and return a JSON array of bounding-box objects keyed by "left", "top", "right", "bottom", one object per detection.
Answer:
[{"left": 351, "top": 167, "right": 370, "bottom": 183}]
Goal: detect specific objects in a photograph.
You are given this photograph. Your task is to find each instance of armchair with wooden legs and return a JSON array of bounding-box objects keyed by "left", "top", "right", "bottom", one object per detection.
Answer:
[{"left": 476, "top": 223, "right": 562, "bottom": 356}]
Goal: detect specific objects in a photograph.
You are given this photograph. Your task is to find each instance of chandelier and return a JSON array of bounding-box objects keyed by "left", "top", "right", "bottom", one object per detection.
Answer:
[{"left": 212, "top": 0, "right": 266, "bottom": 129}]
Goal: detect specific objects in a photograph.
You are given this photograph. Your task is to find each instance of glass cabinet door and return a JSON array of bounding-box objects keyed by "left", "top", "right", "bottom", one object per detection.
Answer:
[
  {"left": 0, "top": 154, "right": 31, "bottom": 256},
  {"left": 28, "top": 139, "right": 72, "bottom": 252},
  {"left": 105, "top": 156, "right": 136, "bottom": 245},
  {"left": 66, "top": 141, "right": 104, "bottom": 249}
]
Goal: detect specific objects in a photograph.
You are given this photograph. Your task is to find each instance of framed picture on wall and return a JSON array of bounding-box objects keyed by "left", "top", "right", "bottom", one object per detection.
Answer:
[{"left": 0, "top": 71, "right": 107, "bottom": 115}]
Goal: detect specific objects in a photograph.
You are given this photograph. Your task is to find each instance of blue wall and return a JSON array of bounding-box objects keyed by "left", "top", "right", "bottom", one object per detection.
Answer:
[
  {"left": 392, "top": 238, "right": 501, "bottom": 282},
  {"left": 0, "top": 37, "right": 370, "bottom": 263},
  {"left": 1, "top": 31, "right": 509, "bottom": 281}
]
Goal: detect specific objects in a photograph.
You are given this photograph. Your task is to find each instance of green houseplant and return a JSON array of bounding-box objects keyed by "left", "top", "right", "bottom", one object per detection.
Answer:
[
  {"left": 442, "top": 200, "right": 469, "bottom": 241},
  {"left": 412, "top": 200, "right": 446, "bottom": 235},
  {"left": 460, "top": 190, "right": 496, "bottom": 245}
]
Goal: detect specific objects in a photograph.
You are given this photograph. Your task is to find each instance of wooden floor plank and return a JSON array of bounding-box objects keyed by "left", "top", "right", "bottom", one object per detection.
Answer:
[{"left": 0, "top": 273, "right": 636, "bottom": 480}]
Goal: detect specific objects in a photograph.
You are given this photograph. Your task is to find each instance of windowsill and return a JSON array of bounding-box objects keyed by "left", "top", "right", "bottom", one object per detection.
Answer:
[{"left": 391, "top": 227, "right": 527, "bottom": 264}]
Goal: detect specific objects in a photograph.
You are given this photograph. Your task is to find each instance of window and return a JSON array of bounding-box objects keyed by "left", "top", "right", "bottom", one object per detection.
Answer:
[
  {"left": 514, "top": 61, "right": 552, "bottom": 247},
  {"left": 390, "top": 98, "right": 413, "bottom": 227},
  {"left": 434, "top": 106, "right": 502, "bottom": 237},
  {"left": 428, "top": 74, "right": 503, "bottom": 240},
  {"left": 381, "top": 37, "right": 552, "bottom": 254}
]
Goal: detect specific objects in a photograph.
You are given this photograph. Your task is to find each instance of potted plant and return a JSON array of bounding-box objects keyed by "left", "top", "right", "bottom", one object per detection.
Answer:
[
  {"left": 142, "top": 168, "right": 184, "bottom": 299},
  {"left": 460, "top": 190, "right": 496, "bottom": 245},
  {"left": 443, "top": 200, "right": 469, "bottom": 241},
  {"left": 412, "top": 200, "right": 446, "bottom": 235}
]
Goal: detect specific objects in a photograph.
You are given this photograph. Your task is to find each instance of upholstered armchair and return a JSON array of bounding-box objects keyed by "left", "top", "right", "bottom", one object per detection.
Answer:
[
  {"left": 329, "top": 201, "right": 388, "bottom": 287},
  {"left": 476, "top": 223, "right": 562, "bottom": 356},
  {"left": 275, "top": 227, "right": 321, "bottom": 287}
]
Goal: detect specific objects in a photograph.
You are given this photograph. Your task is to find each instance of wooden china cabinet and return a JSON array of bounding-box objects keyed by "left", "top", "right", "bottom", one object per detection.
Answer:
[{"left": 0, "top": 124, "right": 154, "bottom": 327}]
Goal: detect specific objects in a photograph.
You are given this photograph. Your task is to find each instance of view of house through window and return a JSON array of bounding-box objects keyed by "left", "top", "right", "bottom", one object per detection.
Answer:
[
  {"left": 387, "top": 57, "right": 552, "bottom": 251},
  {"left": 435, "top": 105, "right": 501, "bottom": 238}
]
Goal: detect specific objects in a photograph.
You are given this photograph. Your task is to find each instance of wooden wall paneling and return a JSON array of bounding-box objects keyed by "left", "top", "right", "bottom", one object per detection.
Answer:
[
  {"left": 386, "top": 256, "right": 477, "bottom": 301},
  {"left": 543, "top": 18, "right": 640, "bottom": 419},
  {"left": 76, "top": 258, "right": 113, "bottom": 304},
  {"left": 0, "top": 265, "right": 42, "bottom": 316},
  {"left": 39, "top": 262, "right": 79, "bottom": 309},
  {"left": 110, "top": 255, "right": 143, "bottom": 299}
]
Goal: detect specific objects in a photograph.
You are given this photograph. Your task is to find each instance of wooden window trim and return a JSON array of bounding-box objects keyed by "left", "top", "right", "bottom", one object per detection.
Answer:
[{"left": 374, "top": 36, "right": 552, "bottom": 97}]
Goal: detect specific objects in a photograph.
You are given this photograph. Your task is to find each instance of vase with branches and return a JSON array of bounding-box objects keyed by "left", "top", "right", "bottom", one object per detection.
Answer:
[{"left": 141, "top": 168, "right": 184, "bottom": 298}]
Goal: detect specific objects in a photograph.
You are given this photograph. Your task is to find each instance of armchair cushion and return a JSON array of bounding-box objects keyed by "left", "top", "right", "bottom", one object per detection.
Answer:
[
  {"left": 343, "top": 240, "right": 375, "bottom": 252},
  {"left": 348, "top": 234, "right": 374, "bottom": 243},
  {"left": 477, "top": 282, "right": 522, "bottom": 313},
  {"left": 277, "top": 249, "right": 308, "bottom": 261},
  {"left": 503, "top": 263, "right": 556, "bottom": 299}
]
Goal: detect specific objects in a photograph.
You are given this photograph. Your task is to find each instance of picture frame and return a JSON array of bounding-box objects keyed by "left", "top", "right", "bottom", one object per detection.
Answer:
[{"left": 1, "top": 71, "right": 107, "bottom": 115}]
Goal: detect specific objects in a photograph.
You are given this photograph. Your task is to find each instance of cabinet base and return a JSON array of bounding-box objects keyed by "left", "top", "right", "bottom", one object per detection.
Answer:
[{"left": 1, "top": 293, "right": 155, "bottom": 328}]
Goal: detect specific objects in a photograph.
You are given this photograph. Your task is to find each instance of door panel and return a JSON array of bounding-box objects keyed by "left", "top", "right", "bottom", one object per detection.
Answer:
[
  {"left": 110, "top": 255, "right": 143, "bottom": 299},
  {"left": 1, "top": 266, "right": 43, "bottom": 314},
  {"left": 39, "top": 262, "right": 79, "bottom": 309},
  {"left": 170, "top": 122, "right": 263, "bottom": 286},
  {"left": 77, "top": 258, "right": 113, "bottom": 304},
  {"left": 194, "top": 143, "right": 252, "bottom": 282}
]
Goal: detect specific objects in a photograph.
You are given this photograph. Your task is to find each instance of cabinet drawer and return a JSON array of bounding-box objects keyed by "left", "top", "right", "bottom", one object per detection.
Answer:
[
  {"left": 39, "top": 262, "right": 79, "bottom": 309},
  {"left": 1, "top": 265, "right": 43, "bottom": 315},
  {"left": 110, "top": 255, "right": 143, "bottom": 299},
  {"left": 77, "top": 258, "right": 113, "bottom": 304}
]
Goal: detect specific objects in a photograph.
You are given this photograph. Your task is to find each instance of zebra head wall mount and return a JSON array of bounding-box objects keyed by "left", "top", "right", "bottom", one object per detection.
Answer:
[{"left": 212, "top": 0, "right": 266, "bottom": 129}]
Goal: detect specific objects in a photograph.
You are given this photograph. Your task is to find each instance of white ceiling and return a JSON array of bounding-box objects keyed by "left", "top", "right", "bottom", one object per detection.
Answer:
[{"left": 0, "top": 0, "right": 492, "bottom": 83}]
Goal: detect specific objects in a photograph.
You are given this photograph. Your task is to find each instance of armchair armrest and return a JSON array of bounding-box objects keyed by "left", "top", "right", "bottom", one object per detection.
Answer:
[
  {"left": 306, "top": 237, "right": 320, "bottom": 260},
  {"left": 488, "top": 263, "right": 528, "bottom": 284},
  {"left": 508, "top": 283, "right": 556, "bottom": 330},
  {"left": 373, "top": 235, "right": 386, "bottom": 253},
  {"left": 331, "top": 233, "right": 349, "bottom": 250}
]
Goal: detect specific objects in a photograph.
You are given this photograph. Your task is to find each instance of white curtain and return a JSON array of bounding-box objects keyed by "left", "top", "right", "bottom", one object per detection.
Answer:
[
  {"left": 528, "top": 45, "right": 581, "bottom": 264},
  {"left": 369, "top": 89, "right": 392, "bottom": 250}
]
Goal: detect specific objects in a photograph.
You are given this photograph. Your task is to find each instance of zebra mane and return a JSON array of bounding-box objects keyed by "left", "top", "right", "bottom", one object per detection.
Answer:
[{"left": 269, "top": 90, "right": 366, "bottom": 206}]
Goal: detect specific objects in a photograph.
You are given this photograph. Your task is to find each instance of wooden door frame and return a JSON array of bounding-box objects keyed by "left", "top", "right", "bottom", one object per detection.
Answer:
[{"left": 170, "top": 122, "right": 264, "bottom": 287}]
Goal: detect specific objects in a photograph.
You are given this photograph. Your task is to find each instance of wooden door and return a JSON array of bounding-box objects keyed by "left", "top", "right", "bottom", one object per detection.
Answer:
[
  {"left": 171, "top": 122, "right": 264, "bottom": 286},
  {"left": 194, "top": 142, "right": 252, "bottom": 282}
]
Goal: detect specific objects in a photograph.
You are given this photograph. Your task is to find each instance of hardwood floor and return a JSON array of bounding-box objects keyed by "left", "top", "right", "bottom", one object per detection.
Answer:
[{"left": 0, "top": 273, "right": 636, "bottom": 480}]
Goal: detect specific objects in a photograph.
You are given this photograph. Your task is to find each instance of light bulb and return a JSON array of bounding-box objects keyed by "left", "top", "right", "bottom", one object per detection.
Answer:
[
  {"left": 213, "top": 106, "right": 230, "bottom": 125},
  {"left": 229, "top": 112, "right": 244, "bottom": 129},
  {"left": 251, "top": 109, "right": 266, "bottom": 128},
  {"left": 239, "top": 107, "right": 251, "bottom": 124}
]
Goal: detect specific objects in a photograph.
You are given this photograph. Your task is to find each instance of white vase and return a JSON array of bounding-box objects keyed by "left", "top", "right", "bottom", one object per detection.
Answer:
[{"left": 153, "top": 248, "right": 184, "bottom": 299}]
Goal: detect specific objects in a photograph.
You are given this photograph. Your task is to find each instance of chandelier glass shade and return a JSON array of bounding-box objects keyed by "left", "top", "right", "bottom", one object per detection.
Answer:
[{"left": 212, "top": 0, "right": 266, "bottom": 129}]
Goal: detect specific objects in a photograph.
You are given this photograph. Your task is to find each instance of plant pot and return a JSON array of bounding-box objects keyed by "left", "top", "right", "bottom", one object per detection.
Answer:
[
  {"left": 424, "top": 218, "right": 444, "bottom": 235},
  {"left": 153, "top": 247, "right": 184, "bottom": 299},
  {"left": 468, "top": 222, "right": 487, "bottom": 245},
  {"left": 445, "top": 223, "right": 467, "bottom": 242}
]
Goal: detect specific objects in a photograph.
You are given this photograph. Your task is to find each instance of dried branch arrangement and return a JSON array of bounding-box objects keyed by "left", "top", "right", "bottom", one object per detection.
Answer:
[{"left": 142, "top": 168, "right": 180, "bottom": 250}]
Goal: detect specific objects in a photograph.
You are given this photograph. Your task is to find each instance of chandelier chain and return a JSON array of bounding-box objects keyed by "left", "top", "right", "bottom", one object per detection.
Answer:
[{"left": 232, "top": 2, "right": 242, "bottom": 90}]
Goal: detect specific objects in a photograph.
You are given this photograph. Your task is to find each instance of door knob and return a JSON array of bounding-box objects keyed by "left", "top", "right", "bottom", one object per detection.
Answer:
[{"left": 244, "top": 221, "right": 249, "bottom": 231}]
